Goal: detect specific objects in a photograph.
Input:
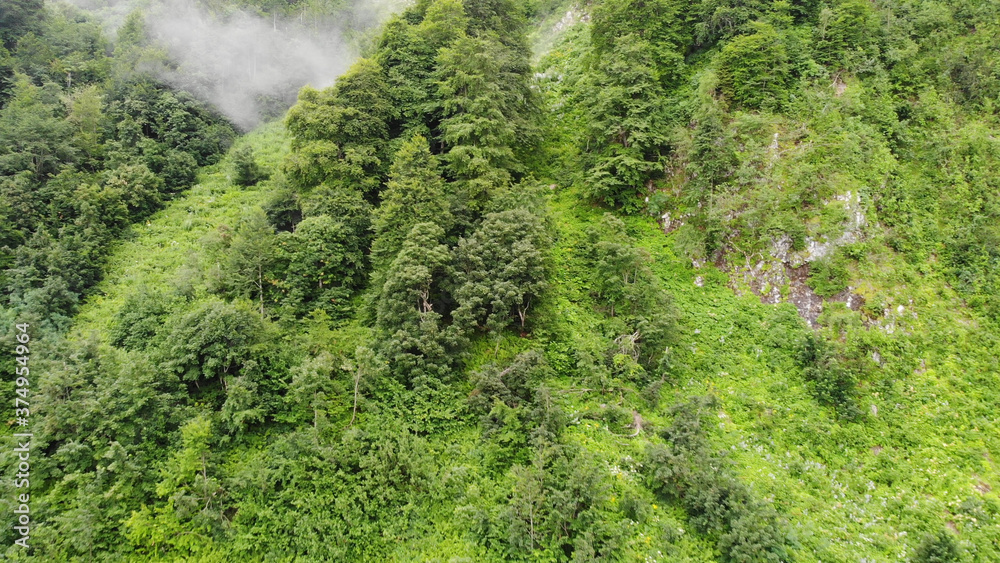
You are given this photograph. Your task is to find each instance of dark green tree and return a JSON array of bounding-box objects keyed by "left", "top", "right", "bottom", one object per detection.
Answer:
[
  {"left": 687, "top": 71, "right": 736, "bottom": 199},
  {"left": 375, "top": 222, "right": 461, "bottom": 388},
  {"left": 280, "top": 214, "right": 367, "bottom": 318},
  {"left": 232, "top": 145, "right": 268, "bottom": 187},
  {"left": 715, "top": 23, "right": 791, "bottom": 110},
  {"left": 590, "top": 0, "right": 690, "bottom": 85},
  {"left": 797, "top": 333, "right": 862, "bottom": 420},
  {"left": 434, "top": 33, "right": 535, "bottom": 210},
  {"left": 104, "top": 163, "right": 165, "bottom": 222},
  {"left": 109, "top": 289, "right": 171, "bottom": 350},
  {"left": 453, "top": 208, "right": 547, "bottom": 334},
  {"left": 587, "top": 214, "right": 650, "bottom": 318},
  {"left": 581, "top": 34, "right": 670, "bottom": 211},
  {"left": 0, "top": 0, "right": 44, "bottom": 50},
  {"left": 371, "top": 133, "right": 451, "bottom": 266},
  {"left": 646, "top": 397, "right": 790, "bottom": 562},
  {"left": 911, "top": 530, "right": 961, "bottom": 563}
]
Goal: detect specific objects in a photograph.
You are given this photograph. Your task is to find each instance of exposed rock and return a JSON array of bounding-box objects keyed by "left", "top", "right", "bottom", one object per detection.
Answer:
[
  {"left": 661, "top": 211, "right": 690, "bottom": 234},
  {"left": 714, "top": 189, "right": 869, "bottom": 327},
  {"left": 786, "top": 265, "right": 825, "bottom": 327}
]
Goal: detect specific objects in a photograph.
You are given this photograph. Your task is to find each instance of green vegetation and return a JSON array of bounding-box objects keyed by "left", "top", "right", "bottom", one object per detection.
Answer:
[{"left": 2, "top": 0, "right": 1000, "bottom": 561}]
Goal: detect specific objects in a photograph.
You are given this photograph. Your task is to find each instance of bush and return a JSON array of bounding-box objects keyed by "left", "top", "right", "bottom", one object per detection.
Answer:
[
  {"left": 798, "top": 333, "right": 862, "bottom": 420},
  {"left": 232, "top": 145, "right": 268, "bottom": 187},
  {"left": 159, "top": 298, "right": 267, "bottom": 385},
  {"left": 807, "top": 253, "right": 850, "bottom": 297},
  {"left": 911, "top": 530, "right": 961, "bottom": 563},
  {"left": 109, "top": 289, "right": 170, "bottom": 350},
  {"left": 646, "top": 397, "right": 790, "bottom": 563}
]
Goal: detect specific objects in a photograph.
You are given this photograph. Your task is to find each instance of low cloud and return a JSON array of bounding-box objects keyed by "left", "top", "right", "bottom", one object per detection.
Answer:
[{"left": 65, "top": 0, "right": 402, "bottom": 129}]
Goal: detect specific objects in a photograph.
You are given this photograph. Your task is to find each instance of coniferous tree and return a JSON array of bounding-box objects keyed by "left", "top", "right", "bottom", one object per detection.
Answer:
[
  {"left": 587, "top": 214, "right": 650, "bottom": 318},
  {"left": 911, "top": 530, "right": 961, "bottom": 563},
  {"left": 371, "top": 133, "right": 451, "bottom": 267},
  {"left": 435, "top": 35, "right": 519, "bottom": 209},
  {"left": 715, "top": 22, "right": 791, "bottom": 110},
  {"left": 581, "top": 34, "right": 670, "bottom": 211},
  {"left": 453, "top": 208, "right": 547, "bottom": 333},
  {"left": 590, "top": 0, "right": 690, "bottom": 85},
  {"left": 376, "top": 222, "right": 460, "bottom": 388},
  {"left": 231, "top": 145, "right": 268, "bottom": 187}
]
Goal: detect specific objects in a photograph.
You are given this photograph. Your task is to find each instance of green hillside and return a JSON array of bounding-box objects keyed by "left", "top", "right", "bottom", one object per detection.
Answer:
[{"left": 2, "top": 0, "right": 1000, "bottom": 561}]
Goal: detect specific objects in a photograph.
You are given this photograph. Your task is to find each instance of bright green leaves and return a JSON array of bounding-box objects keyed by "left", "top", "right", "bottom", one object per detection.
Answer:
[
  {"left": 221, "top": 210, "right": 278, "bottom": 317},
  {"left": 416, "top": 0, "right": 468, "bottom": 49},
  {"left": 814, "top": 0, "right": 881, "bottom": 70},
  {"left": 126, "top": 415, "right": 224, "bottom": 557},
  {"left": 287, "top": 351, "right": 342, "bottom": 432},
  {"left": 0, "top": 73, "right": 75, "bottom": 179},
  {"left": 284, "top": 58, "right": 393, "bottom": 196}
]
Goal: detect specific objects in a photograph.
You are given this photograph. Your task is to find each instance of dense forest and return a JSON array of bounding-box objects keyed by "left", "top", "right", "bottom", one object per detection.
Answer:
[{"left": 1, "top": 0, "right": 999, "bottom": 560}]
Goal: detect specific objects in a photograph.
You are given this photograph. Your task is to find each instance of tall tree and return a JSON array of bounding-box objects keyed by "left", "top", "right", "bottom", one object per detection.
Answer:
[
  {"left": 715, "top": 22, "right": 791, "bottom": 110},
  {"left": 453, "top": 208, "right": 547, "bottom": 333},
  {"left": 0, "top": 0, "right": 44, "bottom": 50},
  {"left": 280, "top": 214, "right": 367, "bottom": 318},
  {"left": 160, "top": 298, "right": 267, "bottom": 387},
  {"left": 376, "top": 222, "right": 461, "bottom": 388},
  {"left": 0, "top": 74, "right": 76, "bottom": 179},
  {"left": 434, "top": 33, "right": 536, "bottom": 210},
  {"left": 590, "top": 0, "right": 690, "bottom": 85},
  {"left": 225, "top": 210, "right": 278, "bottom": 317},
  {"left": 581, "top": 33, "right": 670, "bottom": 211},
  {"left": 284, "top": 58, "right": 394, "bottom": 197},
  {"left": 371, "top": 133, "right": 451, "bottom": 267}
]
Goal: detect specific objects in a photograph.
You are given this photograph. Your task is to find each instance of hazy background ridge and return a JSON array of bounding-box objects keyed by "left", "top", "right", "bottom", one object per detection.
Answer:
[{"left": 61, "top": 0, "right": 405, "bottom": 129}]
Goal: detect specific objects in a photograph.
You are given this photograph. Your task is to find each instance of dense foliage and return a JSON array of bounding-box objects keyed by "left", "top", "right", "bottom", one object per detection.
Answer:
[
  {"left": 0, "top": 3, "right": 235, "bottom": 332},
  {"left": 3, "top": 0, "right": 1000, "bottom": 561}
]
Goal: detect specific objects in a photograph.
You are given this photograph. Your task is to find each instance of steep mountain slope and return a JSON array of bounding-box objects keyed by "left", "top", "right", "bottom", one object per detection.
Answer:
[{"left": 3, "top": 0, "right": 999, "bottom": 561}]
